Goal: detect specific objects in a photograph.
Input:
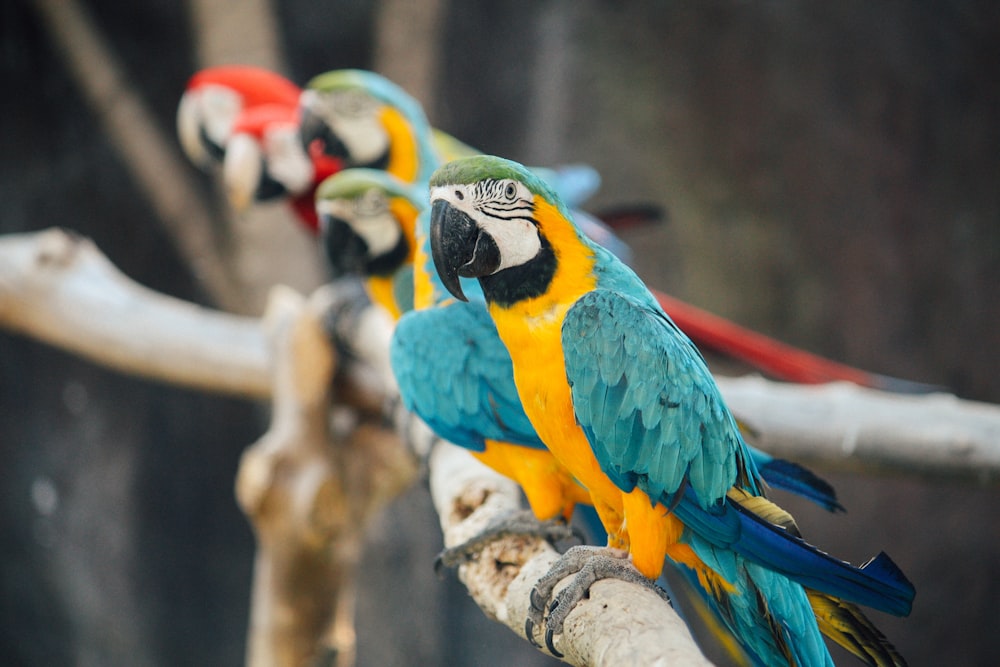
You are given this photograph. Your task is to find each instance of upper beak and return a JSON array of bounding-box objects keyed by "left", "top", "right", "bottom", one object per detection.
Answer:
[
  {"left": 319, "top": 214, "right": 370, "bottom": 279},
  {"left": 429, "top": 199, "right": 501, "bottom": 302}
]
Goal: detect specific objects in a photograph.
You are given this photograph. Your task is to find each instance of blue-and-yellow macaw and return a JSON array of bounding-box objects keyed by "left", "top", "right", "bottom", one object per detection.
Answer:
[
  {"left": 314, "top": 168, "right": 909, "bottom": 666},
  {"left": 427, "top": 154, "right": 913, "bottom": 665}
]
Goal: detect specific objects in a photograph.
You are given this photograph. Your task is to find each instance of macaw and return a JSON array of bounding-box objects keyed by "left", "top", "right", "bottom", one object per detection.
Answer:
[
  {"left": 177, "top": 65, "right": 301, "bottom": 168},
  {"left": 428, "top": 154, "right": 913, "bottom": 665},
  {"left": 312, "top": 169, "right": 918, "bottom": 666},
  {"left": 314, "top": 170, "right": 894, "bottom": 667}
]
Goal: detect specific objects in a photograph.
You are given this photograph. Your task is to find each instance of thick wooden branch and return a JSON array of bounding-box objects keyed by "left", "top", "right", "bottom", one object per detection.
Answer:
[
  {"left": 237, "top": 286, "right": 416, "bottom": 667},
  {"left": 428, "top": 442, "right": 711, "bottom": 666},
  {"left": 0, "top": 229, "right": 270, "bottom": 397},
  {"left": 719, "top": 376, "right": 1000, "bottom": 481}
]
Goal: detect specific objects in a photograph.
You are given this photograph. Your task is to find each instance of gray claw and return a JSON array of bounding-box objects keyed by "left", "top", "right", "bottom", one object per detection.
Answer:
[
  {"left": 545, "top": 627, "right": 563, "bottom": 658},
  {"left": 525, "top": 545, "right": 669, "bottom": 657},
  {"left": 436, "top": 510, "right": 577, "bottom": 576}
]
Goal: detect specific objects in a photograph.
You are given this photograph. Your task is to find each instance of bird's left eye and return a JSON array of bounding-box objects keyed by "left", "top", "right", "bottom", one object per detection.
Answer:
[{"left": 504, "top": 182, "right": 517, "bottom": 200}]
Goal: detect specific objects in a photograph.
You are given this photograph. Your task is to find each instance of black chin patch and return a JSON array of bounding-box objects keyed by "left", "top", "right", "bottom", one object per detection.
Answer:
[
  {"left": 365, "top": 234, "right": 409, "bottom": 277},
  {"left": 478, "top": 234, "right": 557, "bottom": 308},
  {"left": 321, "top": 216, "right": 369, "bottom": 278}
]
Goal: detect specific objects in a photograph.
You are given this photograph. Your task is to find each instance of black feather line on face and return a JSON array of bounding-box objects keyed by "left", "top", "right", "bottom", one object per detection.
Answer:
[{"left": 478, "top": 234, "right": 557, "bottom": 308}]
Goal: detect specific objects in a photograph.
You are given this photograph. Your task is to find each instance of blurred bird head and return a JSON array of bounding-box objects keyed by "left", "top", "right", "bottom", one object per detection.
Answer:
[
  {"left": 314, "top": 168, "right": 424, "bottom": 278},
  {"left": 299, "top": 70, "right": 437, "bottom": 184},
  {"left": 177, "top": 65, "right": 301, "bottom": 169}
]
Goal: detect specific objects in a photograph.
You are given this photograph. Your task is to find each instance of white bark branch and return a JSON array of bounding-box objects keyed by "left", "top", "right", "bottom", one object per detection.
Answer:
[
  {"left": 237, "top": 286, "right": 416, "bottom": 667},
  {"left": 719, "top": 376, "right": 1000, "bottom": 482},
  {"left": 0, "top": 229, "right": 270, "bottom": 397},
  {"left": 428, "top": 442, "right": 711, "bottom": 666}
]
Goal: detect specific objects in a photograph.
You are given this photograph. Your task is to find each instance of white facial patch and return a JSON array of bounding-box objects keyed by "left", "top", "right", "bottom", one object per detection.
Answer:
[
  {"left": 430, "top": 181, "right": 541, "bottom": 273},
  {"left": 480, "top": 215, "right": 541, "bottom": 271},
  {"left": 307, "top": 90, "right": 388, "bottom": 165},
  {"left": 199, "top": 85, "right": 243, "bottom": 147},
  {"left": 316, "top": 190, "right": 401, "bottom": 256}
]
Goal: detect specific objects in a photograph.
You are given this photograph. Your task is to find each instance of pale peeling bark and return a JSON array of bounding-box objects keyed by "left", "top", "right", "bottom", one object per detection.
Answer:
[
  {"left": 428, "top": 443, "right": 712, "bottom": 666},
  {"left": 719, "top": 376, "right": 1000, "bottom": 482},
  {"left": 237, "top": 286, "right": 416, "bottom": 667},
  {"left": 0, "top": 229, "right": 270, "bottom": 397},
  {"left": 4, "top": 228, "right": 1000, "bottom": 665}
]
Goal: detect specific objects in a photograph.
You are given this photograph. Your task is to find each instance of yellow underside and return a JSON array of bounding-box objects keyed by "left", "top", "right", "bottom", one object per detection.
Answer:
[
  {"left": 488, "top": 196, "right": 735, "bottom": 589},
  {"left": 472, "top": 441, "right": 591, "bottom": 521}
]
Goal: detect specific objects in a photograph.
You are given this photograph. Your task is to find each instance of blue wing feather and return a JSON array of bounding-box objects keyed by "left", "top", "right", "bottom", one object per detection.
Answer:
[
  {"left": 562, "top": 288, "right": 914, "bottom": 617},
  {"left": 564, "top": 288, "right": 750, "bottom": 506},
  {"left": 391, "top": 301, "right": 543, "bottom": 451}
]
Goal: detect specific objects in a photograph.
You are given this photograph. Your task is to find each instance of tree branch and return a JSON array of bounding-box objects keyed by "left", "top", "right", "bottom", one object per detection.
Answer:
[
  {"left": 237, "top": 286, "right": 416, "bottom": 667},
  {"left": 0, "top": 229, "right": 269, "bottom": 397},
  {"left": 428, "top": 442, "right": 711, "bottom": 665},
  {"left": 718, "top": 376, "right": 1000, "bottom": 482}
]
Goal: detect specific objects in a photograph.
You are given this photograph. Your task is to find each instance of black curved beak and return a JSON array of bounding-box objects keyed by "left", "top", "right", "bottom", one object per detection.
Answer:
[
  {"left": 429, "top": 199, "right": 501, "bottom": 302},
  {"left": 319, "top": 214, "right": 369, "bottom": 279},
  {"left": 299, "top": 106, "right": 350, "bottom": 160}
]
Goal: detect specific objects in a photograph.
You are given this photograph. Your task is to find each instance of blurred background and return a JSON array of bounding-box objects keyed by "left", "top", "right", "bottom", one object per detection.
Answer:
[{"left": 2, "top": 1, "right": 998, "bottom": 665}]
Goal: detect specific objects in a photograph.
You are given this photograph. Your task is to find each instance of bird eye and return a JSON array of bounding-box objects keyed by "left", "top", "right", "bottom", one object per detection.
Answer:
[
  {"left": 504, "top": 182, "right": 517, "bottom": 200},
  {"left": 455, "top": 190, "right": 464, "bottom": 200}
]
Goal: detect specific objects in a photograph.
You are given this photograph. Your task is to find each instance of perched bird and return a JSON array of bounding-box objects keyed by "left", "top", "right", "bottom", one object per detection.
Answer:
[
  {"left": 428, "top": 154, "right": 912, "bottom": 664},
  {"left": 178, "top": 66, "right": 343, "bottom": 231},
  {"left": 316, "top": 172, "right": 882, "bottom": 667},
  {"left": 177, "top": 65, "right": 301, "bottom": 168}
]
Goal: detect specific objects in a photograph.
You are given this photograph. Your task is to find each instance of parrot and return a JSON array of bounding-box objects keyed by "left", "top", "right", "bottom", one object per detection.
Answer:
[
  {"left": 427, "top": 154, "right": 913, "bottom": 665},
  {"left": 177, "top": 65, "right": 343, "bottom": 231},
  {"left": 315, "top": 169, "right": 914, "bottom": 665},
  {"left": 300, "top": 69, "right": 934, "bottom": 391},
  {"left": 177, "top": 65, "right": 301, "bottom": 168}
]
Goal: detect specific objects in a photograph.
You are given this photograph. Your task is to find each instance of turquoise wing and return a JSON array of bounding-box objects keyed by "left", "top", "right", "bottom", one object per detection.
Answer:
[
  {"left": 562, "top": 288, "right": 914, "bottom": 616},
  {"left": 390, "top": 301, "right": 543, "bottom": 451},
  {"left": 562, "top": 287, "right": 755, "bottom": 507}
]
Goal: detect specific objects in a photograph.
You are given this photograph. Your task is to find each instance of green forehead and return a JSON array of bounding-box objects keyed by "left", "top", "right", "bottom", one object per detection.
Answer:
[
  {"left": 316, "top": 169, "right": 420, "bottom": 203},
  {"left": 430, "top": 156, "right": 553, "bottom": 199},
  {"left": 306, "top": 70, "right": 365, "bottom": 93}
]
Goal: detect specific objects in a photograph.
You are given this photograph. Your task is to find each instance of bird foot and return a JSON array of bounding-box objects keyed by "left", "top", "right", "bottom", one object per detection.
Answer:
[
  {"left": 525, "top": 545, "right": 669, "bottom": 657},
  {"left": 434, "top": 509, "right": 581, "bottom": 575}
]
